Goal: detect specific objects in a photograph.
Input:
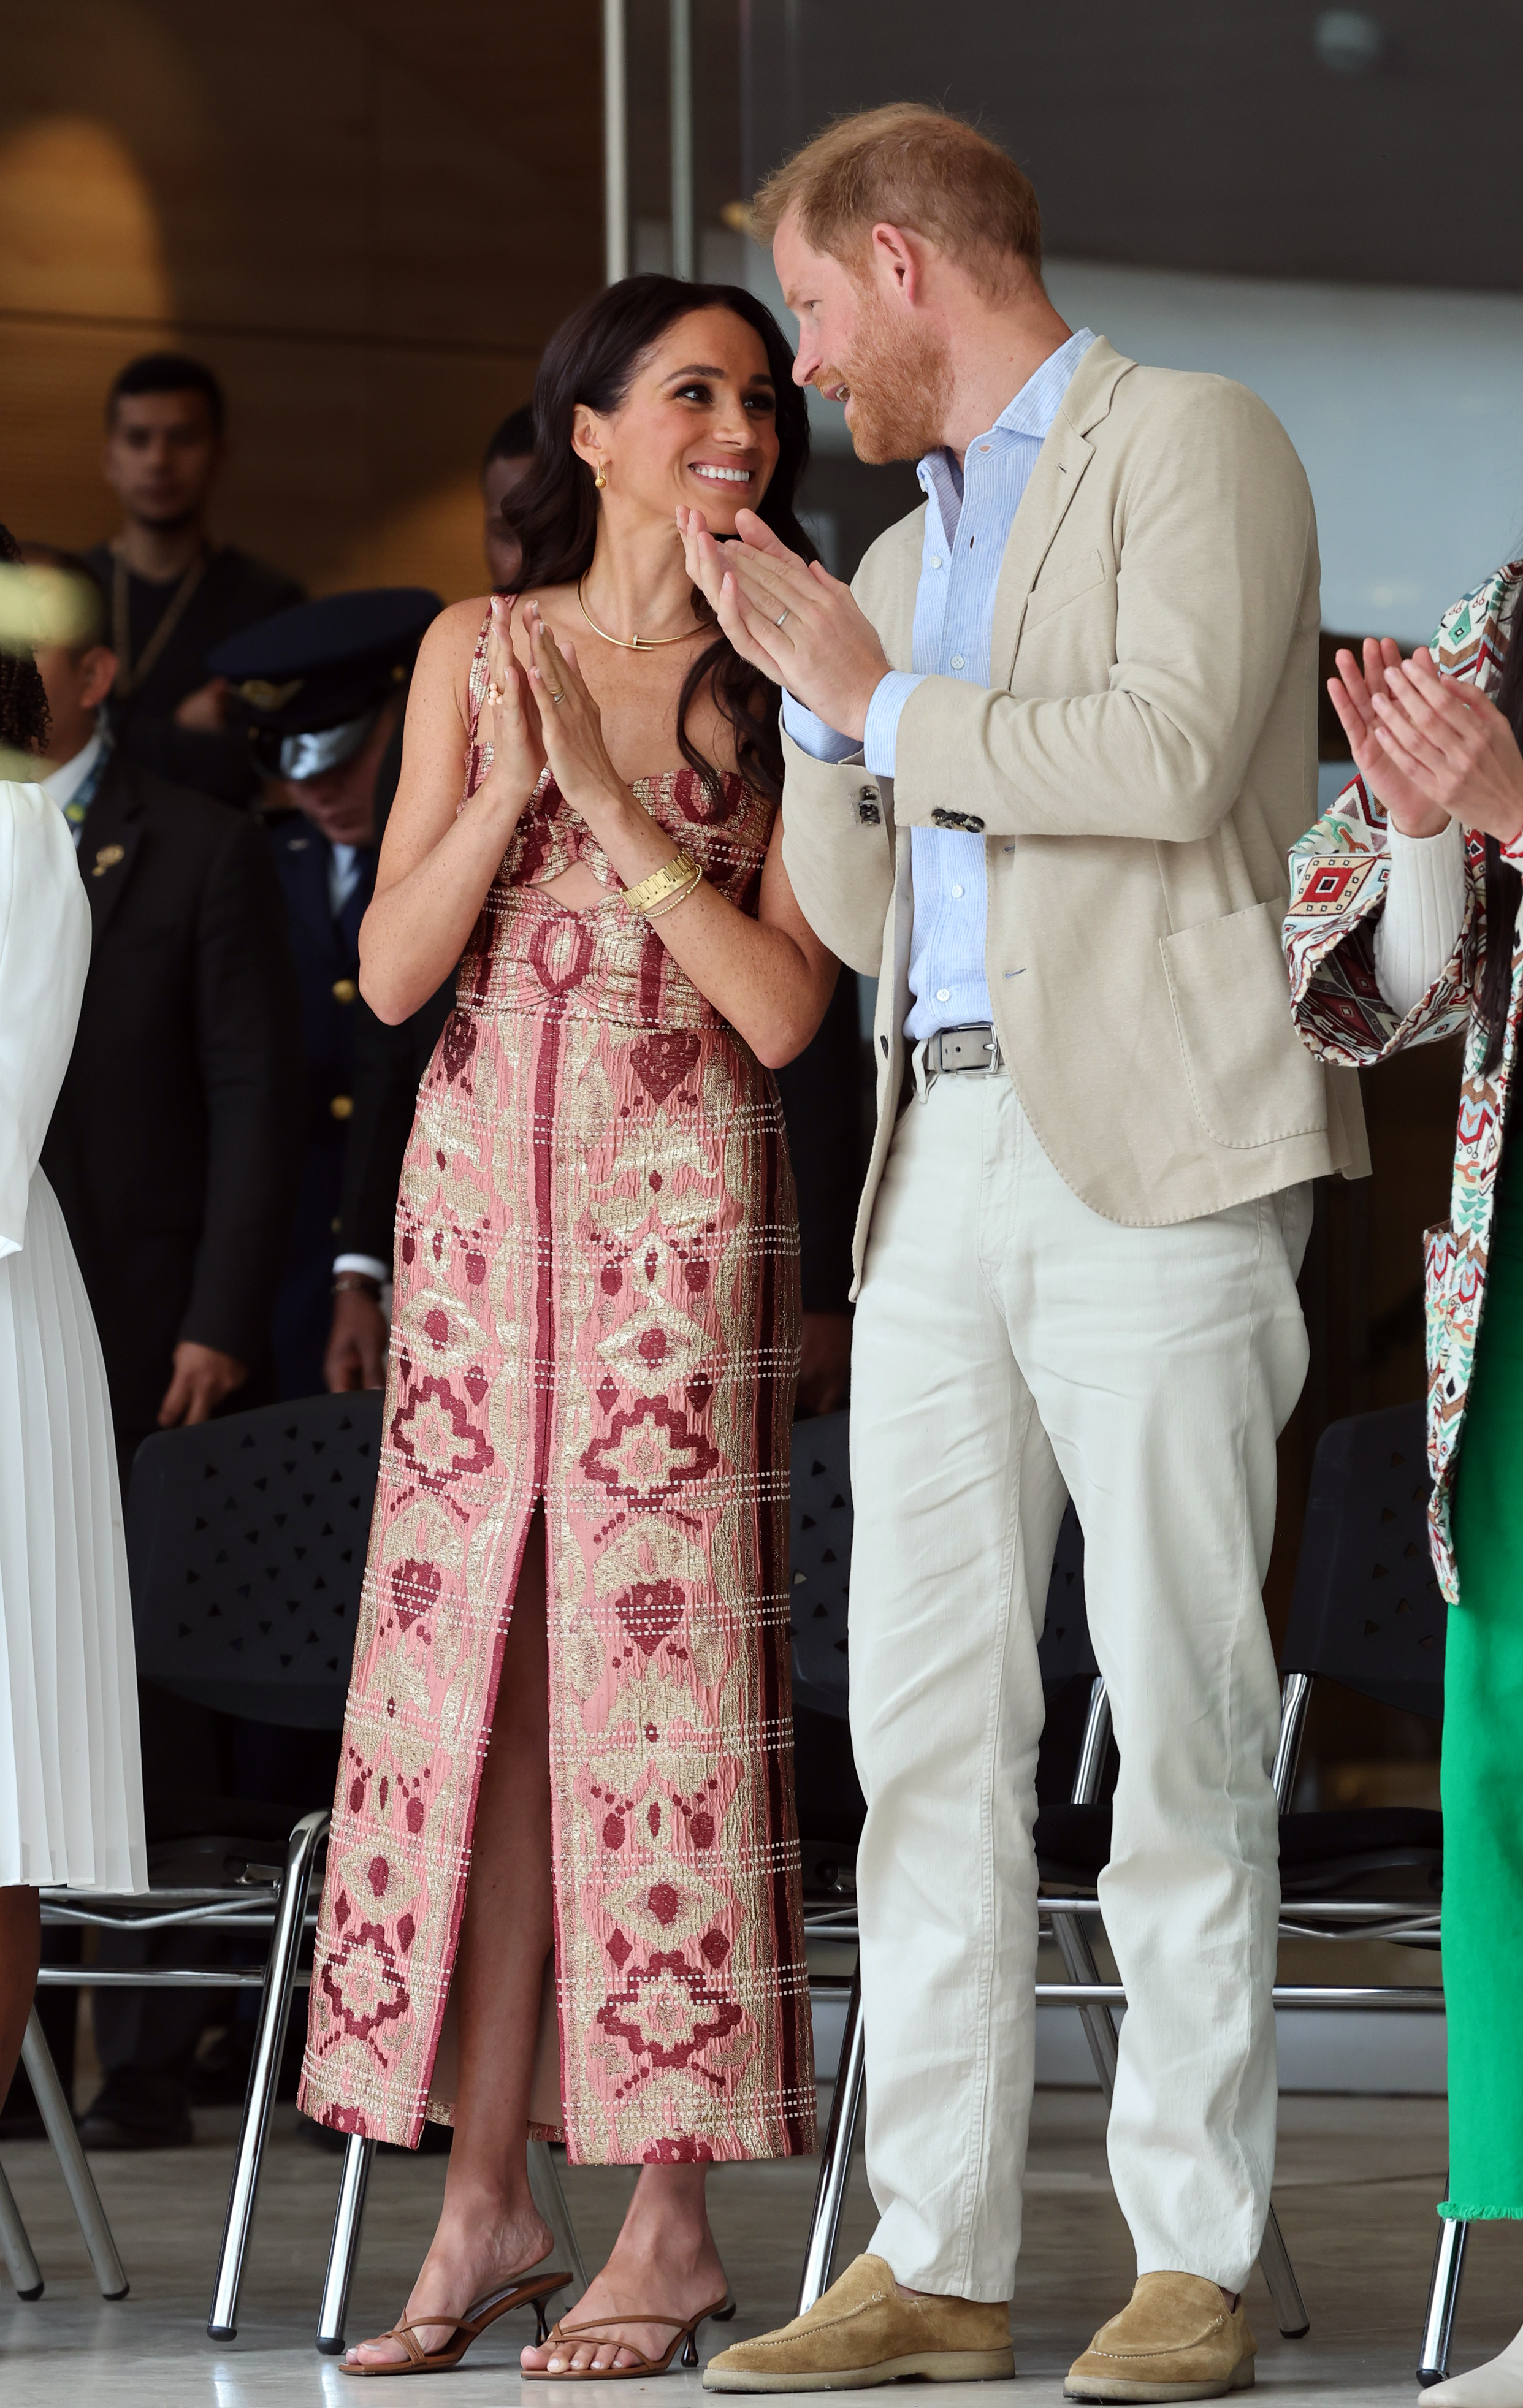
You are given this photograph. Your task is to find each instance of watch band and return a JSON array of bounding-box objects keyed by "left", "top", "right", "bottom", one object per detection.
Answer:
[{"left": 623, "top": 848, "right": 701, "bottom": 917}]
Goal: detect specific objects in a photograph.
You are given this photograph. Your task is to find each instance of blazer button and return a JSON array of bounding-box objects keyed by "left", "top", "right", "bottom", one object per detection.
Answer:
[
  {"left": 332, "top": 977, "right": 358, "bottom": 1004},
  {"left": 330, "top": 1094, "right": 354, "bottom": 1121}
]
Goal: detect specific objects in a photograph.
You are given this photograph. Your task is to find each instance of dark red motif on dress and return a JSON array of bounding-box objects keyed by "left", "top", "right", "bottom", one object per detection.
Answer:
[
  {"left": 390, "top": 1558, "right": 441, "bottom": 1630},
  {"left": 614, "top": 1578, "right": 684, "bottom": 1658},
  {"left": 581, "top": 1398, "right": 720, "bottom": 1504},
  {"left": 595, "top": 1949, "right": 744, "bottom": 2071},
  {"left": 319, "top": 1922, "right": 412, "bottom": 2048},
  {"left": 441, "top": 1011, "right": 478, "bottom": 1084},
  {"left": 630, "top": 1031, "right": 701, "bottom": 1105},
  {"left": 391, "top": 1376, "right": 495, "bottom": 1484}
]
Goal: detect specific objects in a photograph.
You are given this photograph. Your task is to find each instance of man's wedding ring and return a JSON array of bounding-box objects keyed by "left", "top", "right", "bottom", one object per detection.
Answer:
[{"left": 775, "top": 609, "right": 790, "bottom": 628}]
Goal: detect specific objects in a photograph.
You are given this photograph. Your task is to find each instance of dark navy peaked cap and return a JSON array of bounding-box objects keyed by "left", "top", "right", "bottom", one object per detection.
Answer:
[{"left": 211, "top": 586, "right": 442, "bottom": 780}]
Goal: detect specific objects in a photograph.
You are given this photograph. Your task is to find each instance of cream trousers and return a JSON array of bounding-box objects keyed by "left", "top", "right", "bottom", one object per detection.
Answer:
[{"left": 848, "top": 1068, "right": 1311, "bottom": 2301}]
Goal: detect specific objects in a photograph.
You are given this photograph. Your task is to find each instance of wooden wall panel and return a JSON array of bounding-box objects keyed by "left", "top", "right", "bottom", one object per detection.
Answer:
[{"left": 0, "top": 0, "right": 601, "bottom": 600}]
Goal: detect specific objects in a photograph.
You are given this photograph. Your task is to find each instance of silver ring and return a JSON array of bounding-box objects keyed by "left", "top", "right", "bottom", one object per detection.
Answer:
[{"left": 775, "top": 609, "right": 790, "bottom": 628}]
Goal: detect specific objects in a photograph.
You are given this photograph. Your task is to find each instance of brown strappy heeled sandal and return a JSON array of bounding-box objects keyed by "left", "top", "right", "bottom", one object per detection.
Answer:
[
  {"left": 338, "top": 2263, "right": 571, "bottom": 2377},
  {"left": 524, "top": 2294, "right": 737, "bottom": 2381}
]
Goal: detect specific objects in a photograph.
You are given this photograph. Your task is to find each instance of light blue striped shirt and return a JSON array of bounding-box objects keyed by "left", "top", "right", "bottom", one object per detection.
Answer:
[{"left": 784, "top": 326, "right": 1096, "bottom": 1041}]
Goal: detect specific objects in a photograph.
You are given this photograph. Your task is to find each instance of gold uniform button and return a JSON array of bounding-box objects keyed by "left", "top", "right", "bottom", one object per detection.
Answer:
[
  {"left": 329, "top": 1094, "right": 354, "bottom": 1121},
  {"left": 332, "top": 978, "right": 358, "bottom": 1004}
]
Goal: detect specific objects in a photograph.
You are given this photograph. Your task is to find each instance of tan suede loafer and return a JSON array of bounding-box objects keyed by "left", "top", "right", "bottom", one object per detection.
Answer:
[
  {"left": 703, "top": 2254, "right": 1015, "bottom": 2391},
  {"left": 1065, "top": 2273, "right": 1256, "bottom": 2402}
]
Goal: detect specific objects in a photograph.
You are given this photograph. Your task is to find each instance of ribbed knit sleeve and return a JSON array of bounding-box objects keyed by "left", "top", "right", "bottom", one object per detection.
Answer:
[{"left": 1372, "top": 819, "right": 1468, "bottom": 1019}]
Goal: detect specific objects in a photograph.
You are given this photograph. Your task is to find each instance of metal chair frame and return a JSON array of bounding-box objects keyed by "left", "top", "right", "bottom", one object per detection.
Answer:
[
  {"left": 0, "top": 2010, "right": 129, "bottom": 2303},
  {"left": 31, "top": 1804, "right": 330, "bottom": 2337}
]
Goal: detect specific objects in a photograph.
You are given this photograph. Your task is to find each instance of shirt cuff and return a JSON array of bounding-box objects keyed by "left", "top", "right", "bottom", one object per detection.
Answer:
[
  {"left": 781, "top": 688, "right": 858, "bottom": 764},
  {"left": 863, "top": 672, "right": 925, "bottom": 780},
  {"left": 334, "top": 1253, "right": 390, "bottom": 1284}
]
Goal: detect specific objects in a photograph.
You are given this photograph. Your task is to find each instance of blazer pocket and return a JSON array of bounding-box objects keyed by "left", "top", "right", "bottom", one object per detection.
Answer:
[
  {"left": 1022, "top": 546, "right": 1108, "bottom": 633},
  {"left": 1161, "top": 898, "right": 1329, "bottom": 1149}
]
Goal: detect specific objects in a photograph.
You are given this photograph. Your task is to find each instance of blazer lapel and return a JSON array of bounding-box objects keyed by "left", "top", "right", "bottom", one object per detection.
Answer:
[
  {"left": 988, "top": 335, "right": 1134, "bottom": 686},
  {"left": 77, "top": 756, "right": 144, "bottom": 951}
]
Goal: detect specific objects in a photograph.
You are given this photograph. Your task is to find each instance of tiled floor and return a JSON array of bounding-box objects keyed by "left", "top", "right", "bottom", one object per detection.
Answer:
[{"left": 1, "top": 2091, "right": 1519, "bottom": 2404}]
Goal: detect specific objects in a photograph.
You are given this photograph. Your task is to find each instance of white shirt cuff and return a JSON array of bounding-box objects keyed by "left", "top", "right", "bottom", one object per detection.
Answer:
[
  {"left": 781, "top": 688, "right": 858, "bottom": 764},
  {"left": 863, "top": 672, "right": 925, "bottom": 780},
  {"left": 334, "top": 1253, "right": 389, "bottom": 1284},
  {"left": 1373, "top": 819, "right": 1467, "bottom": 1018}
]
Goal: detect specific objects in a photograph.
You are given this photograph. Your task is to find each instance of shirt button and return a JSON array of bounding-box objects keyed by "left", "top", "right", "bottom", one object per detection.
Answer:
[
  {"left": 951, "top": 883, "right": 964, "bottom": 898},
  {"left": 950, "top": 653, "right": 965, "bottom": 670},
  {"left": 330, "top": 1095, "right": 354, "bottom": 1121},
  {"left": 935, "top": 988, "right": 950, "bottom": 1003},
  {"left": 979, "top": 442, "right": 991, "bottom": 451},
  {"left": 929, "top": 555, "right": 943, "bottom": 569}
]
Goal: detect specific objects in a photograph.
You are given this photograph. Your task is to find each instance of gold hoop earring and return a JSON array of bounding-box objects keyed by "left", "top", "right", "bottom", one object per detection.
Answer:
[{"left": 594, "top": 460, "right": 608, "bottom": 490}]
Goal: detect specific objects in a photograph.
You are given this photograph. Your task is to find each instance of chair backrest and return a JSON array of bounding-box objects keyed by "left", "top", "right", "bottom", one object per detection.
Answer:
[
  {"left": 1280, "top": 1400, "right": 1445, "bottom": 1720},
  {"left": 788, "top": 1411, "right": 1097, "bottom": 1715},
  {"left": 126, "top": 1393, "right": 384, "bottom": 1729}
]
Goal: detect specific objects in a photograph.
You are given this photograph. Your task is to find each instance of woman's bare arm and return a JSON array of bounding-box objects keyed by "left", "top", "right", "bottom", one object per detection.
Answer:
[
  {"left": 522, "top": 604, "right": 837, "bottom": 1068},
  {"left": 358, "top": 600, "right": 545, "bottom": 1023}
]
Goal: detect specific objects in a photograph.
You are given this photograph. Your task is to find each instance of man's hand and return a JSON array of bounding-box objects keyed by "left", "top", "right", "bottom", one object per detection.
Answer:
[
  {"left": 678, "top": 506, "right": 890, "bottom": 740},
  {"left": 326, "top": 1288, "right": 389, "bottom": 1392},
  {"left": 173, "top": 676, "right": 229, "bottom": 733},
  {"left": 158, "top": 1341, "right": 247, "bottom": 1427}
]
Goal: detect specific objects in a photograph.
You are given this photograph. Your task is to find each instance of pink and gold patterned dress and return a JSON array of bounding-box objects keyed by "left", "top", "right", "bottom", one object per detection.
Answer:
[{"left": 299, "top": 622, "right": 815, "bottom": 2163}]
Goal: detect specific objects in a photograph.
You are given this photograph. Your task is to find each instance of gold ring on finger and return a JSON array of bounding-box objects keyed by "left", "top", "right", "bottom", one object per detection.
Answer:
[{"left": 549, "top": 688, "right": 567, "bottom": 705}]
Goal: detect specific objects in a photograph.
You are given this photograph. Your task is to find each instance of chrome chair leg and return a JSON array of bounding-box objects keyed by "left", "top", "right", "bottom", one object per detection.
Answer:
[
  {"left": 1419, "top": 2211, "right": 1468, "bottom": 2386},
  {"left": 316, "top": 2133, "right": 375, "bottom": 2355},
  {"left": 207, "top": 1809, "right": 329, "bottom": 2339},
  {"left": 0, "top": 2155, "right": 43, "bottom": 2299},
  {"left": 797, "top": 1967, "right": 865, "bottom": 2315},
  {"left": 1257, "top": 2203, "right": 1308, "bottom": 2339},
  {"left": 21, "top": 2010, "right": 128, "bottom": 2298},
  {"left": 529, "top": 2136, "right": 589, "bottom": 2297},
  {"left": 1050, "top": 1910, "right": 1118, "bottom": 2092}
]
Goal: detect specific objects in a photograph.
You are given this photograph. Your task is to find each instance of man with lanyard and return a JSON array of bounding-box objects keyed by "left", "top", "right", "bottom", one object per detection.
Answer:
[
  {"left": 210, "top": 589, "right": 442, "bottom": 1397},
  {"left": 85, "top": 352, "right": 303, "bottom": 808}
]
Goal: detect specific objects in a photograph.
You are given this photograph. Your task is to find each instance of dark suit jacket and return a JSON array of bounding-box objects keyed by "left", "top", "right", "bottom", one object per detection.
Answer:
[
  {"left": 41, "top": 753, "right": 304, "bottom": 1455},
  {"left": 83, "top": 543, "right": 304, "bottom": 808}
]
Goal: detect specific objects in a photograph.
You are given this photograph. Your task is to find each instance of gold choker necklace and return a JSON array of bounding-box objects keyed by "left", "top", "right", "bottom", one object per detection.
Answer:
[{"left": 577, "top": 575, "right": 703, "bottom": 650}]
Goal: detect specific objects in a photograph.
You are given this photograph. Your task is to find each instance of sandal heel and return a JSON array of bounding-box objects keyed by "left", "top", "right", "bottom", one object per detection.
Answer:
[
  {"left": 682, "top": 2330, "right": 700, "bottom": 2369},
  {"left": 536, "top": 2299, "right": 552, "bottom": 2345}
]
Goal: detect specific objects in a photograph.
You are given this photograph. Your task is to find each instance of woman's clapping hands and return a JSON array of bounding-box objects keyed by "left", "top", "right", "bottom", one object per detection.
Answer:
[{"left": 1327, "top": 638, "right": 1523, "bottom": 846}]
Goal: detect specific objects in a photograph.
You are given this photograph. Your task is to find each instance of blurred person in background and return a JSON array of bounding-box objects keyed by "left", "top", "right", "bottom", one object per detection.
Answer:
[
  {"left": 85, "top": 352, "right": 303, "bottom": 808},
  {"left": 0, "top": 523, "right": 147, "bottom": 2139},
  {"left": 483, "top": 403, "right": 537, "bottom": 590},
  {"left": 23, "top": 541, "right": 302, "bottom": 2149},
  {"left": 210, "top": 590, "right": 442, "bottom": 1398}
]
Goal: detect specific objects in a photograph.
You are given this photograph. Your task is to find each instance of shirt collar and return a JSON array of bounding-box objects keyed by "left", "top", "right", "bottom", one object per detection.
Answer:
[
  {"left": 917, "top": 326, "right": 1098, "bottom": 517},
  {"left": 39, "top": 728, "right": 105, "bottom": 817}
]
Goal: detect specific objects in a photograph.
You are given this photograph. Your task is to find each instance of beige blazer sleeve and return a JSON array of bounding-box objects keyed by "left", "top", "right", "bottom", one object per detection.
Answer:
[{"left": 890, "top": 378, "right": 1316, "bottom": 843}]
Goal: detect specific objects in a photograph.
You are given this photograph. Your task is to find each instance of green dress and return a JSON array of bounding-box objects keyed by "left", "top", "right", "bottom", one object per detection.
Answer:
[{"left": 1444, "top": 1111, "right": 1523, "bottom": 2220}]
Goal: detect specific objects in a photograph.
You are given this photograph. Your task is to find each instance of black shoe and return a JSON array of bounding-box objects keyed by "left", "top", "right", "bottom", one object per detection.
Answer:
[{"left": 77, "top": 2069, "right": 194, "bottom": 2151}]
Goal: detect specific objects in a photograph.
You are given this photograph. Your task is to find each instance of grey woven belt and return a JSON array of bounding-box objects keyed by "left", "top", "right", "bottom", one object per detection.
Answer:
[{"left": 922, "top": 1023, "right": 1002, "bottom": 1075}]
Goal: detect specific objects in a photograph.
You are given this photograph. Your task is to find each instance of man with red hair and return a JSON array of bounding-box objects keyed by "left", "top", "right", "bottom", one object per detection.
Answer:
[{"left": 690, "top": 105, "right": 1364, "bottom": 2400}]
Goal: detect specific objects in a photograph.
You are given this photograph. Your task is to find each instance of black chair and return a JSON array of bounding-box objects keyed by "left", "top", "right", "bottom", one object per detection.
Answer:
[{"left": 1269, "top": 1403, "right": 1455, "bottom": 2383}]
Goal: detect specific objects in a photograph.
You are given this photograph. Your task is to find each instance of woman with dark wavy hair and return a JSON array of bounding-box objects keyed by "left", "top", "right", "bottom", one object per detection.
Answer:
[
  {"left": 300, "top": 278, "right": 836, "bottom": 2377},
  {"left": 1284, "top": 563, "right": 1523, "bottom": 2406}
]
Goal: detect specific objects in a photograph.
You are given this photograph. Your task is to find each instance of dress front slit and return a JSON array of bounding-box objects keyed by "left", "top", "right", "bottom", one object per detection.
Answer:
[{"left": 299, "top": 619, "right": 815, "bottom": 2163}]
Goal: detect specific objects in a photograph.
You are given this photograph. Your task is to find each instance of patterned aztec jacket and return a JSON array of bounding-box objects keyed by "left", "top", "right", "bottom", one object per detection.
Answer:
[{"left": 1284, "top": 561, "right": 1523, "bottom": 1606}]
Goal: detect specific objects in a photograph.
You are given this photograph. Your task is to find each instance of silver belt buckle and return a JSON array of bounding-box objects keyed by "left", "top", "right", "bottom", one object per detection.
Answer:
[{"left": 934, "top": 1023, "right": 1001, "bottom": 1075}]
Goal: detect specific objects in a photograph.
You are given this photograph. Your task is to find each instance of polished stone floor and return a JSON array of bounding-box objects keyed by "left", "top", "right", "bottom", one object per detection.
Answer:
[{"left": 1, "top": 2091, "right": 1520, "bottom": 2404}]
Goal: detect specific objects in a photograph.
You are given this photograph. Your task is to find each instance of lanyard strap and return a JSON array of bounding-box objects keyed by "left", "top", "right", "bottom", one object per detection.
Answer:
[{"left": 112, "top": 544, "right": 211, "bottom": 699}]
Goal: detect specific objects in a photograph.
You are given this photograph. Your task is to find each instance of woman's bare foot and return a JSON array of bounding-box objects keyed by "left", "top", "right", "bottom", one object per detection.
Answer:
[
  {"left": 346, "top": 2193, "right": 555, "bottom": 2369},
  {"left": 521, "top": 2163, "right": 725, "bottom": 2374}
]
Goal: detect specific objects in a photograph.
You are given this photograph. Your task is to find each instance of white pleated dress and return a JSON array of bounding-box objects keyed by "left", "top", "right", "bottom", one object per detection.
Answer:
[{"left": 0, "top": 777, "right": 145, "bottom": 1891}]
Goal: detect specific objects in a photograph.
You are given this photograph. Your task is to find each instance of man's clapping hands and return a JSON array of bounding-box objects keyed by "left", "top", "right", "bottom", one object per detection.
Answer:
[{"left": 677, "top": 504, "right": 891, "bottom": 741}]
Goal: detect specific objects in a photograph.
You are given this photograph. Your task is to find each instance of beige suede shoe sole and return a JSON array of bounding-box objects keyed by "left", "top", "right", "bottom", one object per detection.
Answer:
[
  {"left": 705, "top": 2344, "right": 1016, "bottom": 2391},
  {"left": 1064, "top": 2359, "right": 1254, "bottom": 2403}
]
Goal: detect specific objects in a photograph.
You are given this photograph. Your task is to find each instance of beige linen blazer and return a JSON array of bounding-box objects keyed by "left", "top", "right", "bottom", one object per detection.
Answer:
[{"left": 779, "top": 335, "right": 1368, "bottom": 1290}]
